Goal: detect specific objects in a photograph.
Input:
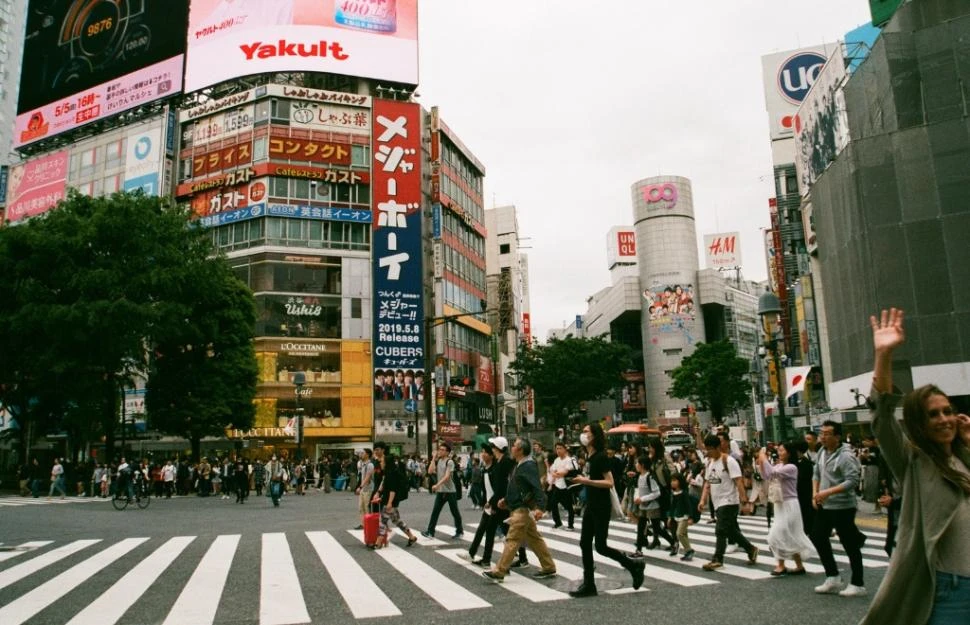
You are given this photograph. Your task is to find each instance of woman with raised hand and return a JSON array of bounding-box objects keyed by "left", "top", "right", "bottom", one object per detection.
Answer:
[
  {"left": 756, "top": 442, "right": 814, "bottom": 576},
  {"left": 861, "top": 308, "right": 970, "bottom": 625}
]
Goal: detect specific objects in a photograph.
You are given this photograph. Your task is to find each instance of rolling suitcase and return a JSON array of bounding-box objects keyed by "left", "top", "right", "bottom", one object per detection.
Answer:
[{"left": 363, "top": 511, "right": 380, "bottom": 547}]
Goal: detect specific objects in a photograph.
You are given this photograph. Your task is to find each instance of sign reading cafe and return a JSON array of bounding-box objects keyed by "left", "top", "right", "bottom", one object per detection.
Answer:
[{"left": 372, "top": 100, "right": 426, "bottom": 378}]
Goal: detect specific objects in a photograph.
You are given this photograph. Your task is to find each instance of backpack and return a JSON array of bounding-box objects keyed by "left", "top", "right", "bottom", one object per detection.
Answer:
[
  {"left": 451, "top": 460, "right": 463, "bottom": 499},
  {"left": 395, "top": 466, "right": 409, "bottom": 503}
]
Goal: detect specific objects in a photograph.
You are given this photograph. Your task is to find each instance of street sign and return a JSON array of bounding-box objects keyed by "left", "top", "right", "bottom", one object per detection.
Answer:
[{"left": 404, "top": 398, "right": 418, "bottom": 413}]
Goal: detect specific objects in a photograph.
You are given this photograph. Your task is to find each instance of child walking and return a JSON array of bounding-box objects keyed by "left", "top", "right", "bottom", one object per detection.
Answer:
[{"left": 669, "top": 473, "right": 696, "bottom": 561}]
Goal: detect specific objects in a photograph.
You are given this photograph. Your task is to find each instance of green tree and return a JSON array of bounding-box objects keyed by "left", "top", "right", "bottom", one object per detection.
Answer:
[
  {"left": 509, "top": 336, "right": 632, "bottom": 426},
  {"left": 0, "top": 191, "right": 257, "bottom": 462},
  {"left": 667, "top": 340, "right": 751, "bottom": 424}
]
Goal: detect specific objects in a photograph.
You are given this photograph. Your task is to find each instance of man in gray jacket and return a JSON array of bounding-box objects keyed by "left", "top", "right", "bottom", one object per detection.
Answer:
[
  {"left": 483, "top": 438, "right": 557, "bottom": 582},
  {"left": 811, "top": 420, "right": 866, "bottom": 597}
]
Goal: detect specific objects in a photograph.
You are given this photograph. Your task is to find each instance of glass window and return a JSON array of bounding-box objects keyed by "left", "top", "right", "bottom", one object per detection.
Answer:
[
  {"left": 287, "top": 219, "right": 302, "bottom": 240},
  {"left": 351, "top": 145, "right": 368, "bottom": 167},
  {"left": 291, "top": 178, "right": 310, "bottom": 199},
  {"left": 308, "top": 221, "right": 323, "bottom": 242},
  {"left": 254, "top": 136, "right": 268, "bottom": 161},
  {"left": 351, "top": 298, "right": 362, "bottom": 318},
  {"left": 255, "top": 100, "right": 270, "bottom": 122},
  {"left": 267, "top": 217, "right": 284, "bottom": 240},
  {"left": 270, "top": 99, "right": 290, "bottom": 121},
  {"left": 357, "top": 184, "right": 370, "bottom": 204},
  {"left": 270, "top": 177, "right": 288, "bottom": 197}
]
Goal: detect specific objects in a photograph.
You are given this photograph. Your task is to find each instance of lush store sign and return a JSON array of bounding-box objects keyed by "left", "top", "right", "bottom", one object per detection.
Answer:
[{"left": 372, "top": 100, "right": 425, "bottom": 376}]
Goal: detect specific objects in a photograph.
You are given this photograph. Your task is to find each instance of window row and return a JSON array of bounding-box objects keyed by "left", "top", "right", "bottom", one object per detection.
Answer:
[
  {"left": 441, "top": 142, "right": 484, "bottom": 195},
  {"left": 440, "top": 173, "right": 483, "bottom": 224},
  {"left": 445, "top": 323, "right": 489, "bottom": 355},
  {"left": 443, "top": 280, "right": 487, "bottom": 322},
  {"left": 232, "top": 258, "right": 342, "bottom": 296},
  {"left": 267, "top": 176, "right": 370, "bottom": 205},
  {"left": 443, "top": 243, "right": 486, "bottom": 288},
  {"left": 210, "top": 217, "right": 371, "bottom": 253},
  {"left": 441, "top": 210, "right": 486, "bottom": 258},
  {"left": 255, "top": 294, "right": 341, "bottom": 339}
]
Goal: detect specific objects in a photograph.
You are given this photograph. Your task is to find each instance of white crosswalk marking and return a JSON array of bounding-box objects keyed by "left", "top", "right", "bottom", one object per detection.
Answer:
[
  {"left": 438, "top": 548, "right": 570, "bottom": 602},
  {"left": 0, "top": 539, "right": 101, "bottom": 590},
  {"left": 260, "top": 533, "right": 310, "bottom": 625},
  {"left": 0, "top": 540, "right": 53, "bottom": 563},
  {"left": 306, "top": 531, "right": 401, "bottom": 619},
  {"left": 0, "top": 537, "right": 148, "bottom": 625},
  {"left": 162, "top": 534, "right": 241, "bottom": 625},
  {"left": 346, "top": 530, "right": 491, "bottom": 611},
  {"left": 66, "top": 536, "right": 195, "bottom": 625},
  {"left": 0, "top": 520, "right": 889, "bottom": 623}
]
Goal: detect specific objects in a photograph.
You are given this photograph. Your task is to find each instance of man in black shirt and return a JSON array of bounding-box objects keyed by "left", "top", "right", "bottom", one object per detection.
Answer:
[{"left": 569, "top": 423, "right": 646, "bottom": 597}]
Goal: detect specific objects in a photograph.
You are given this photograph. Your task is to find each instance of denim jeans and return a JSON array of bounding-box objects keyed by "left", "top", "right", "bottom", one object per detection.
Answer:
[
  {"left": 426, "top": 492, "right": 462, "bottom": 535},
  {"left": 929, "top": 572, "right": 970, "bottom": 625}
]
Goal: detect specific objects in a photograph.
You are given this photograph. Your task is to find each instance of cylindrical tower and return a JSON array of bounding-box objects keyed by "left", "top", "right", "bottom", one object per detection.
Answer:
[{"left": 632, "top": 175, "right": 705, "bottom": 420}]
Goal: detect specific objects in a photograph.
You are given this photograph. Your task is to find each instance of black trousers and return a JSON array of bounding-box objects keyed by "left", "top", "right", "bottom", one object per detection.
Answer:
[
  {"left": 636, "top": 515, "right": 674, "bottom": 550},
  {"left": 811, "top": 507, "right": 865, "bottom": 586},
  {"left": 580, "top": 499, "right": 634, "bottom": 585},
  {"left": 549, "top": 487, "right": 575, "bottom": 528},
  {"left": 713, "top": 504, "right": 754, "bottom": 561},
  {"left": 469, "top": 509, "right": 507, "bottom": 563},
  {"left": 426, "top": 493, "right": 463, "bottom": 535}
]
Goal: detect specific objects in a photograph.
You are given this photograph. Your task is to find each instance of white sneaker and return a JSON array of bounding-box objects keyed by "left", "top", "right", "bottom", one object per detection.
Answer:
[
  {"left": 815, "top": 576, "right": 843, "bottom": 594},
  {"left": 839, "top": 584, "right": 867, "bottom": 597}
]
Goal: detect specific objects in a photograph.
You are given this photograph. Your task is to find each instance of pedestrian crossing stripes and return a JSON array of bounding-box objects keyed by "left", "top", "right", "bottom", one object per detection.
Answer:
[
  {"left": 0, "top": 495, "right": 113, "bottom": 507},
  {"left": 0, "top": 515, "right": 889, "bottom": 623}
]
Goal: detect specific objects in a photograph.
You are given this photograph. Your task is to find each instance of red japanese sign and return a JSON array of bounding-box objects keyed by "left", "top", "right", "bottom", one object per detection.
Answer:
[
  {"left": 268, "top": 137, "right": 351, "bottom": 166},
  {"left": 192, "top": 143, "right": 253, "bottom": 178}
]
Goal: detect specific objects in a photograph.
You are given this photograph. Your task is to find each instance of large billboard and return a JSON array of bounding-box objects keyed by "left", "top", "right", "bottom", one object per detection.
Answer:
[
  {"left": 704, "top": 231, "right": 742, "bottom": 269},
  {"left": 371, "top": 99, "right": 424, "bottom": 389},
  {"left": 793, "top": 49, "right": 850, "bottom": 196},
  {"left": 605, "top": 227, "right": 636, "bottom": 269},
  {"left": 15, "top": 0, "right": 188, "bottom": 148},
  {"left": 5, "top": 151, "right": 70, "bottom": 223},
  {"left": 184, "top": 0, "right": 418, "bottom": 93},
  {"left": 123, "top": 125, "right": 163, "bottom": 195},
  {"left": 761, "top": 44, "right": 837, "bottom": 141}
]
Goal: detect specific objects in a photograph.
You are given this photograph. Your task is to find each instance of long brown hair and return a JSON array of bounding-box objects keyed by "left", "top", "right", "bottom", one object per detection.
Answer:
[{"left": 903, "top": 385, "right": 970, "bottom": 495}]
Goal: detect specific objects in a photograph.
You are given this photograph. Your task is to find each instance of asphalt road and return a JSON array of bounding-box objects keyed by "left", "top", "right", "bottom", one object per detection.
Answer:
[{"left": 0, "top": 488, "right": 887, "bottom": 625}]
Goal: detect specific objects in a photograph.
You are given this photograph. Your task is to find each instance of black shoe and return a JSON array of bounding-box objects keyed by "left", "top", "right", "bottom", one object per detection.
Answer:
[
  {"left": 453, "top": 531, "right": 463, "bottom": 539},
  {"left": 669, "top": 544, "right": 679, "bottom": 557},
  {"left": 553, "top": 524, "right": 563, "bottom": 529},
  {"left": 532, "top": 569, "right": 557, "bottom": 579},
  {"left": 421, "top": 531, "right": 434, "bottom": 539},
  {"left": 482, "top": 570, "right": 504, "bottom": 583},
  {"left": 680, "top": 549, "right": 695, "bottom": 561},
  {"left": 569, "top": 582, "right": 598, "bottom": 598},
  {"left": 630, "top": 561, "right": 646, "bottom": 590},
  {"left": 510, "top": 560, "right": 529, "bottom": 569},
  {"left": 354, "top": 525, "right": 363, "bottom": 530}
]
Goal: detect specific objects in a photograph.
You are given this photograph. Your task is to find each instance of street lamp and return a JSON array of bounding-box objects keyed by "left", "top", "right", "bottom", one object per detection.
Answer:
[
  {"left": 757, "top": 289, "right": 786, "bottom": 443},
  {"left": 293, "top": 371, "right": 306, "bottom": 461}
]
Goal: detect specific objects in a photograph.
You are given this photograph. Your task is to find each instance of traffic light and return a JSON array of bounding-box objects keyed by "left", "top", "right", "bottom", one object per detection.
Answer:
[
  {"left": 461, "top": 376, "right": 475, "bottom": 389},
  {"left": 407, "top": 423, "right": 415, "bottom": 438}
]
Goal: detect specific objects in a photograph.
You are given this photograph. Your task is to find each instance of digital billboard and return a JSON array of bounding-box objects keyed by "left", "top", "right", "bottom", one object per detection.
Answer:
[
  {"left": 793, "top": 49, "right": 850, "bottom": 196},
  {"left": 15, "top": 0, "right": 188, "bottom": 148},
  {"left": 371, "top": 99, "right": 424, "bottom": 387},
  {"left": 184, "top": 0, "right": 418, "bottom": 94},
  {"left": 123, "top": 125, "right": 163, "bottom": 195},
  {"left": 5, "top": 151, "right": 70, "bottom": 223}
]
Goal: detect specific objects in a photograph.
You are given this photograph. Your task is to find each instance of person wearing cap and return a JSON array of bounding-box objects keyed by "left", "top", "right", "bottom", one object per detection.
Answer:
[
  {"left": 483, "top": 437, "right": 557, "bottom": 582},
  {"left": 487, "top": 436, "right": 529, "bottom": 568},
  {"left": 421, "top": 442, "right": 464, "bottom": 539}
]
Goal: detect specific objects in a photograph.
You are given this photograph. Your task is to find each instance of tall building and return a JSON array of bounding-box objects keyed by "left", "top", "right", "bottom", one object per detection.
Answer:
[
  {"left": 803, "top": 0, "right": 970, "bottom": 411},
  {"left": 0, "top": 0, "right": 27, "bottom": 214},
  {"left": 633, "top": 175, "right": 706, "bottom": 418},
  {"left": 3, "top": 1, "right": 499, "bottom": 460},
  {"left": 429, "top": 109, "right": 491, "bottom": 449},
  {"left": 485, "top": 204, "right": 533, "bottom": 433}
]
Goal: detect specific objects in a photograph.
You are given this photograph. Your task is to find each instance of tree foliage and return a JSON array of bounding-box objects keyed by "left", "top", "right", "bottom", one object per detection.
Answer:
[
  {"left": 667, "top": 340, "right": 751, "bottom": 424},
  {"left": 0, "top": 191, "right": 257, "bottom": 461},
  {"left": 509, "top": 336, "right": 632, "bottom": 426}
]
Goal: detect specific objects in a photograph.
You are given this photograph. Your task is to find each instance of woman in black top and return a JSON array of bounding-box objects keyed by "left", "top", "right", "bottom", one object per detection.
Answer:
[
  {"left": 568, "top": 422, "right": 646, "bottom": 597},
  {"left": 373, "top": 454, "right": 418, "bottom": 549}
]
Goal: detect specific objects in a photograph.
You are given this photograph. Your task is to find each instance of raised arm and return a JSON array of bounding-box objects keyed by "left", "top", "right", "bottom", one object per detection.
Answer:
[{"left": 869, "top": 308, "right": 910, "bottom": 481}]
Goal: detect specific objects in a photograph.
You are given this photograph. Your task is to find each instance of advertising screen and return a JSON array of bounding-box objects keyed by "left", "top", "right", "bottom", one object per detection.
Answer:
[
  {"left": 371, "top": 99, "right": 424, "bottom": 386},
  {"left": 5, "top": 151, "right": 70, "bottom": 223},
  {"left": 793, "top": 49, "right": 849, "bottom": 196},
  {"left": 15, "top": 1, "right": 188, "bottom": 148},
  {"left": 123, "top": 125, "right": 163, "bottom": 195},
  {"left": 184, "top": 0, "right": 418, "bottom": 94}
]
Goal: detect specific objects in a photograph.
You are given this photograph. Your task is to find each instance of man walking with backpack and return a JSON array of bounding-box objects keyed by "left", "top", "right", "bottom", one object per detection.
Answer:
[
  {"left": 698, "top": 435, "right": 759, "bottom": 571},
  {"left": 421, "top": 443, "right": 464, "bottom": 539}
]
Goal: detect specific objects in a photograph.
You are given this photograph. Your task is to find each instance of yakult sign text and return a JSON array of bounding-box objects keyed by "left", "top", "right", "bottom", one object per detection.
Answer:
[{"left": 372, "top": 100, "right": 425, "bottom": 379}]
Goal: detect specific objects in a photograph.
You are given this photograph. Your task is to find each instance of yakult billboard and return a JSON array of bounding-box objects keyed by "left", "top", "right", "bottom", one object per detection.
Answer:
[{"left": 184, "top": 0, "right": 418, "bottom": 93}]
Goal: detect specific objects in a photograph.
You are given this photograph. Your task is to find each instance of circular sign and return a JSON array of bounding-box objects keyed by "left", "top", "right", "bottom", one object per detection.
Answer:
[
  {"left": 250, "top": 181, "right": 267, "bottom": 202},
  {"left": 777, "top": 52, "right": 827, "bottom": 104},
  {"left": 134, "top": 136, "right": 152, "bottom": 160}
]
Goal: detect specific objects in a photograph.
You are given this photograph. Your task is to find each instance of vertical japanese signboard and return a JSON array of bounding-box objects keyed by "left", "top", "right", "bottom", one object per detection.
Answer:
[{"left": 372, "top": 100, "right": 425, "bottom": 387}]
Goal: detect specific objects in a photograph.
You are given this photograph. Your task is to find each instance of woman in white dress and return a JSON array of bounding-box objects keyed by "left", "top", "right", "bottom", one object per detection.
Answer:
[{"left": 757, "top": 442, "right": 815, "bottom": 576}]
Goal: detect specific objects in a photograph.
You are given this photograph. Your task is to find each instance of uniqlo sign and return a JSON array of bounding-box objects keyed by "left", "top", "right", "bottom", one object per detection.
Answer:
[
  {"left": 372, "top": 100, "right": 425, "bottom": 377},
  {"left": 617, "top": 231, "right": 636, "bottom": 256}
]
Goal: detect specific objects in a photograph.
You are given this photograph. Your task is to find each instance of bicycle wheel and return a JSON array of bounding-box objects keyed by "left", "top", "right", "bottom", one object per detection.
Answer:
[
  {"left": 136, "top": 493, "right": 150, "bottom": 509},
  {"left": 112, "top": 493, "right": 128, "bottom": 511}
]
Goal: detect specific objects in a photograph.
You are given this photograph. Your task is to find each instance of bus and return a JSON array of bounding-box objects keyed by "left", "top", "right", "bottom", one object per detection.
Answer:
[
  {"left": 662, "top": 428, "right": 695, "bottom": 453},
  {"left": 606, "top": 424, "right": 662, "bottom": 451}
]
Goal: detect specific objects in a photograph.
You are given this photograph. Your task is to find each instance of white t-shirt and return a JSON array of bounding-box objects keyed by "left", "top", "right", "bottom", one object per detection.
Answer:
[
  {"left": 705, "top": 454, "right": 742, "bottom": 510},
  {"left": 550, "top": 455, "right": 578, "bottom": 489}
]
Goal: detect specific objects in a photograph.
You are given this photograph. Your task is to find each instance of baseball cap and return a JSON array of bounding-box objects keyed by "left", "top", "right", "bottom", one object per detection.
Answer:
[{"left": 488, "top": 436, "right": 509, "bottom": 451}]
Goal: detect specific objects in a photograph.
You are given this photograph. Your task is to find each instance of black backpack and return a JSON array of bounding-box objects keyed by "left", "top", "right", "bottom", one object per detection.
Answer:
[{"left": 395, "top": 466, "right": 409, "bottom": 502}]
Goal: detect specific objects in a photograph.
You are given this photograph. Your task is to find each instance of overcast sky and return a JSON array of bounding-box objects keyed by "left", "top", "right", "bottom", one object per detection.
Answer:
[{"left": 416, "top": 0, "right": 873, "bottom": 340}]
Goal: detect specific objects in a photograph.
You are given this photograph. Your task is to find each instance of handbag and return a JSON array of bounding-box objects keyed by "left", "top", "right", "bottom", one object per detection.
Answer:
[
  {"left": 767, "top": 476, "right": 784, "bottom": 504},
  {"left": 609, "top": 487, "right": 625, "bottom": 521}
]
